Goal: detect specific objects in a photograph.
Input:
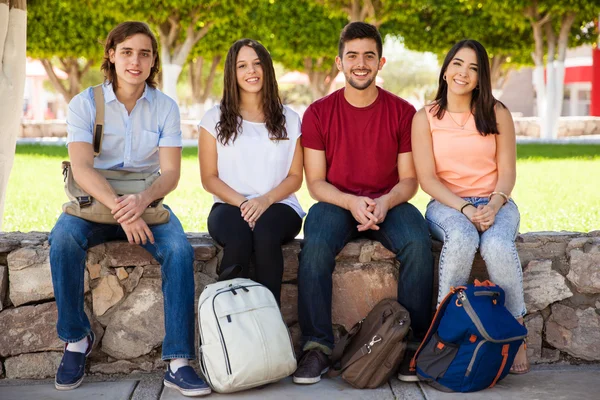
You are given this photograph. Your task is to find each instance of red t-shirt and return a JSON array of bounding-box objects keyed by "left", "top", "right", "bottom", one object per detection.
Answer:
[{"left": 301, "top": 88, "right": 416, "bottom": 198}]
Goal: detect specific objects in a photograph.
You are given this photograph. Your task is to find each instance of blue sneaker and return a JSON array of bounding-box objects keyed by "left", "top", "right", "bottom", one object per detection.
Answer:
[
  {"left": 55, "top": 331, "right": 95, "bottom": 390},
  {"left": 164, "top": 365, "right": 211, "bottom": 397}
]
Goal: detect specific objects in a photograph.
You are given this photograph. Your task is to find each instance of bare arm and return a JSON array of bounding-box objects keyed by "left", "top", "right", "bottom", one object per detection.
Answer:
[
  {"left": 472, "top": 105, "right": 517, "bottom": 226},
  {"left": 412, "top": 108, "right": 469, "bottom": 211},
  {"left": 304, "top": 147, "right": 376, "bottom": 227},
  {"left": 198, "top": 127, "right": 247, "bottom": 207}
]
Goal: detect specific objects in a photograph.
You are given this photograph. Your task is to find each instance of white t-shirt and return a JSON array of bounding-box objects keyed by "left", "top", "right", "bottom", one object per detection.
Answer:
[{"left": 199, "top": 105, "right": 305, "bottom": 218}]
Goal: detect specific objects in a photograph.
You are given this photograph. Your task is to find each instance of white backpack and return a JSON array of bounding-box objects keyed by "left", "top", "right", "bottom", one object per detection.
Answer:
[{"left": 198, "top": 278, "right": 297, "bottom": 393}]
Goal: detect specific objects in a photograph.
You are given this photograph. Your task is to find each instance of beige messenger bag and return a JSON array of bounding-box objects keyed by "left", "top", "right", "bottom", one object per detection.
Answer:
[{"left": 62, "top": 85, "right": 170, "bottom": 225}]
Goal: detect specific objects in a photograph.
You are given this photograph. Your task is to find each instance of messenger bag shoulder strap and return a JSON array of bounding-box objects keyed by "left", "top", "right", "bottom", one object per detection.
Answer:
[{"left": 92, "top": 84, "right": 105, "bottom": 157}]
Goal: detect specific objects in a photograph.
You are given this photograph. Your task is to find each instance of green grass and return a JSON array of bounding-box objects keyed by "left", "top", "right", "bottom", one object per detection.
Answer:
[{"left": 3, "top": 144, "right": 599, "bottom": 233}]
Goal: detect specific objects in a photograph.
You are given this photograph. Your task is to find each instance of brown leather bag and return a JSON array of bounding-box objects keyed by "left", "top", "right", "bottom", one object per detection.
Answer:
[
  {"left": 328, "top": 298, "right": 411, "bottom": 389},
  {"left": 61, "top": 85, "right": 170, "bottom": 225}
]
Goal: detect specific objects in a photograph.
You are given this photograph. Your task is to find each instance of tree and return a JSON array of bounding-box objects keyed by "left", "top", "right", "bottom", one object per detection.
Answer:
[
  {"left": 485, "top": 0, "right": 597, "bottom": 138},
  {"left": 258, "top": 0, "right": 347, "bottom": 100},
  {"left": 0, "top": 0, "right": 27, "bottom": 230},
  {"left": 105, "top": 0, "right": 246, "bottom": 101},
  {"left": 27, "top": 0, "right": 118, "bottom": 103}
]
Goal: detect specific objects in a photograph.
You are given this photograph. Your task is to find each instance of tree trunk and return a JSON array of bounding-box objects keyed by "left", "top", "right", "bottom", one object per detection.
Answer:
[
  {"left": 189, "top": 55, "right": 221, "bottom": 119},
  {"left": 305, "top": 57, "right": 338, "bottom": 100},
  {"left": 157, "top": 16, "right": 212, "bottom": 102},
  {"left": 0, "top": 0, "right": 27, "bottom": 230},
  {"left": 40, "top": 57, "right": 89, "bottom": 104},
  {"left": 544, "top": 22, "right": 557, "bottom": 139},
  {"left": 528, "top": 7, "right": 549, "bottom": 138}
]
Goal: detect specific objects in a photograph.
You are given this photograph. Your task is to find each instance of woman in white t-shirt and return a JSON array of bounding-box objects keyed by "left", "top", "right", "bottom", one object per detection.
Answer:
[{"left": 198, "top": 38, "right": 304, "bottom": 304}]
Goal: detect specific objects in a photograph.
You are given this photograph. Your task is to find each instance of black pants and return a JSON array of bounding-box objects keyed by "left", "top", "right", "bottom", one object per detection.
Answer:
[{"left": 207, "top": 202, "right": 302, "bottom": 304}]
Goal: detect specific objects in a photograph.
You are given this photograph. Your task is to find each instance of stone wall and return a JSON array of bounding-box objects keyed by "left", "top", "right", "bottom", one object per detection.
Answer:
[
  {"left": 0, "top": 230, "right": 599, "bottom": 379},
  {"left": 514, "top": 117, "right": 600, "bottom": 137},
  {"left": 19, "top": 117, "right": 600, "bottom": 140}
]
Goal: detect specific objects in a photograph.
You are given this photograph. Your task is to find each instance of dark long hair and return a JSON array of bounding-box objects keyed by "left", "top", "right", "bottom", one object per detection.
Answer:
[
  {"left": 101, "top": 21, "right": 160, "bottom": 90},
  {"left": 431, "top": 39, "right": 503, "bottom": 135},
  {"left": 216, "top": 39, "right": 286, "bottom": 145}
]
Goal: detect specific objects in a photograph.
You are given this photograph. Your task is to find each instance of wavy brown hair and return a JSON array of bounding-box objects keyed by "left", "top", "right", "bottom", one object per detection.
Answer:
[
  {"left": 101, "top": 21, "right": 160, "bottom": 91},
  {"left": 216, "top": 39, "right": 286, "bottom": 145},
  {"left": 430, "top": 39, "right": 504, "bottom": 136}
]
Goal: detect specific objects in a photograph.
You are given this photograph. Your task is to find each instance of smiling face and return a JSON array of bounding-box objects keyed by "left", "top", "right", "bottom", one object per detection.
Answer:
[
  {"left": 336, "top": 38, "right": 385, "bottom": 91},
  {"left": 235, "top": 46, "right": 263, "bottom": 95},
  {"left": 444, "top": 47, "right": 479, "bottom": 96},
  {"left": 108, "top": 33, "right": 155, "bottom": 91}
]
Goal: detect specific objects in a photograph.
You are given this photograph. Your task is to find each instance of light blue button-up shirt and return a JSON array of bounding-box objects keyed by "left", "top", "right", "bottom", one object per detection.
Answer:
[{"left": 66, "top": 83, "right": 182, "bottom": 173}]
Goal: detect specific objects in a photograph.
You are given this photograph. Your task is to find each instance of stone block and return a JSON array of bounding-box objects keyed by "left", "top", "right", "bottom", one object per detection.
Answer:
[
  {"left": 99, "top": 242, "right": 158, "bottom": 267},
  {"left": 359, "top": 242, "right": 376, "bottom": 262},
  {"left": 192, "top": 242, "right": 217, "bottom": 261},
  {"left": 282, "top": 242, "right": 300, "bottom": 282},
  {"left": 90, "top": 359, "right": 154, "bottom": 374},
  {"left": 288, "top": 323, "right": 302, "bottom": 358},
  {"left": 281, "top": 284, "right": 298, "bottom": 326},
  {"left": 101, "top": 279, "right": 165, "bottom": 359},
  {"left": 0, "top": 302, "right": 62, "bottom": 357},
  {"left": 546, "top": 304, "right": 600, "bottom": 361},
  {"left": 7, "top": 247, "right": 54, "bottom": 306},
  {"left": 202, "top": 257, "right": 219, "bottom": 279},
  {"left": 123, "top": 266, "right": 144, "bottom": 293},
  {"left": 0, "top": 232, "right": 48, "bottom": 251},
  {"left": 372, "top": 242, "right": 395, "bottom": 261},
  {"left": 115, "top": 267, "right": 129, "bottom": 280},
  {"left": 566, "top": 238, "right": 600, "bottom": 294},
  {"left": 93, "top": 275, "right": 125, "bottom": 316},
  {"left": 0, "top": 264, "right": 8, "bottom": 310},
  {"left": 88, "top": 263, "right": 102, "bottom": 280},
  {"left": 4, "top": 351, "right": 63, "bottom": 379},
  {"left": 336, "top": 240, "right": 365, "bottom": 261},
  {"left": 522, "top": 260, "right": 572, "bottom": 313},
  {"left": 332, "top": 261, "right": 398, "bottom": 329},
  {"left": 524, "top": 313, "right": 543, "bottom": 364}
]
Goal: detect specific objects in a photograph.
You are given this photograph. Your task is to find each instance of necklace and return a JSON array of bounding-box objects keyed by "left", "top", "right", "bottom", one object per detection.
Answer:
[{"left": 447, "top": 111, "right": 471, "bottom": 129}]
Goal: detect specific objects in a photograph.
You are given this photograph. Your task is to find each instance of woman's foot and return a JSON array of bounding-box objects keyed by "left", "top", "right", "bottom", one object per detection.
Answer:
[{"left": 510, "top": 340, "right": 530, "bottom": 374}]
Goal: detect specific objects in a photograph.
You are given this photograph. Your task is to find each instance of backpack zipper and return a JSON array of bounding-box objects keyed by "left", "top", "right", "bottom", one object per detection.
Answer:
[
  {"left": 457, "top": 292, "right": 527, "bottom": 343},
  {"left": 211, "top": 283, "right": 264, "bottom": 376},
  {"left": 465, "top": 339, "right": 487, "bottom": 377}
]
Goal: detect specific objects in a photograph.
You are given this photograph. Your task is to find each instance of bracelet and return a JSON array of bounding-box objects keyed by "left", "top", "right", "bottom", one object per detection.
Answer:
[
  {"left": 460, "top": 201, "right": 474, "bottom": 214},
  {"left": 488, "top": 191, "right": 509, "bottom": 204},
  {"left": 239, "top": 199, "right": 249, "bottom": 208}
]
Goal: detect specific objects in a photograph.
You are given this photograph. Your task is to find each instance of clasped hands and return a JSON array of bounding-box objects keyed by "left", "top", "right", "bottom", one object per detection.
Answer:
[
  {"left": 465, "top": 203, "right": 499, "bottom": 232},
  {"left": 349, "top": 196, "right": 390, "bottom": 232},
  {"left": 240, "top": 195, "right": 273, "bottom": 230},
  {"left": 111, "top": 193, "right": 154, "bottom": 245}
]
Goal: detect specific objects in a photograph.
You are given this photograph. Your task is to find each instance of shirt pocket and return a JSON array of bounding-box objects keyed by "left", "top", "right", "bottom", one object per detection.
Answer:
[{"left": 134, "top": 129, "right": 160, "bottom": 163}]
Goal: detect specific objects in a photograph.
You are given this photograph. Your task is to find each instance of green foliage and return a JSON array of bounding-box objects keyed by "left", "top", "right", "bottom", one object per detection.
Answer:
[
  {"left": 255, "top": 0, "right": 347, "bottom": 72},
  {"left": 27, "top": 0, "right": 121, "bottom": 60}
]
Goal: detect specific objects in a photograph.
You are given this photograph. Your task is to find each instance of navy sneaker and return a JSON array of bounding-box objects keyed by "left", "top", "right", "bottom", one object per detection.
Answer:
[
  {"left": 55, "top": 331, "right": 95, "bottom": 390},
  {"left": 163, "top": 365, "right": 211, "bottom": 397}
]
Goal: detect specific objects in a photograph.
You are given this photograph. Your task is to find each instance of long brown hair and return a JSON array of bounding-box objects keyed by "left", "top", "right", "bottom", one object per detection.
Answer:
[
  {"left": 431, "top": 39, "right": 503, "bottom": 136},
  {"left": 216, "top": 39, "right": 286, "bottom": 145},
  {"left": 100, "top": 21, "right": 160, "bottom": 91}
]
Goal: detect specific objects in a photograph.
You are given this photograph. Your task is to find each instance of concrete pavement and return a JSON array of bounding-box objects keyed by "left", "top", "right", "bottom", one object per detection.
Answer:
[{"left": 1, "top": 365, "right": 599, "bottom": 400}]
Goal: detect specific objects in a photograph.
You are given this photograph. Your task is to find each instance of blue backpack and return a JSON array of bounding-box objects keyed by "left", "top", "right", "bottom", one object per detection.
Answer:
[{"left": 411, "top": 280, "right": 527, "bottom": 392}]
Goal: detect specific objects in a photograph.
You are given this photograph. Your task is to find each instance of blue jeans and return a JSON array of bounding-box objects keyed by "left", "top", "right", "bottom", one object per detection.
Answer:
[
  {"left": 298, "top": 202, "right": 434, "bottom": 352},
  {"left": 425, "top": 198, "right": 526, "bottom": 318},
  {"left": 49, "top": 206, "right": 196, "bottom": 360}
]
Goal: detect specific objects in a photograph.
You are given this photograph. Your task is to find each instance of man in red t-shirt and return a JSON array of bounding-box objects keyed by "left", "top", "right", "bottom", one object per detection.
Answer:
[{"left": 293, "top": 22, "right": 433, "bottom": 385}]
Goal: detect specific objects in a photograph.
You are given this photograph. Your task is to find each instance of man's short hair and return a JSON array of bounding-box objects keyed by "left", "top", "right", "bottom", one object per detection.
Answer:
[{"left": 338, "top": 22, "right": 383, "bottom": 59}]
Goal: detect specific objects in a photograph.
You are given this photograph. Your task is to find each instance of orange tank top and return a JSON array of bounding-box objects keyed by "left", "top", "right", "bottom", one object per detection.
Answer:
[{"left": 425, "top": 104, "right": 497, "bottom": 197}]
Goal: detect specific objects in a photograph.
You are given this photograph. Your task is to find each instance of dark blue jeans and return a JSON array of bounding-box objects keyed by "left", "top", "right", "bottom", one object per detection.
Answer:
[
  {"left": 49, "top": 206, "right": 196, "bottom": 360},
  {"left": 298, "top": 202, "right": 433, "bottom": 352}
]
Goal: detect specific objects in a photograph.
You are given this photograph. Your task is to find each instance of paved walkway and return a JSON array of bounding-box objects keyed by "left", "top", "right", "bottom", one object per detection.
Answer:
[{"left": 1, "top": 365, "right": 599, "bottom": 400}]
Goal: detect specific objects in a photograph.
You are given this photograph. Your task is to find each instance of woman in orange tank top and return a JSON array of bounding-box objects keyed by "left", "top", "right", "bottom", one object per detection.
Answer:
[{"left": 412, "top": 40, "right": 529, "bottom": 374}]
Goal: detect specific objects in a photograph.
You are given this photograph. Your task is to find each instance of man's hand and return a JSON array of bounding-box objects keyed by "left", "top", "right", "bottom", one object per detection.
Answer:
[
  {"left": 241, "top": 195, "right": 272, "bottom": 223},
  {"left": 372, "top": 196, "right": 390, "bottom": 224},
  {"left": 121, "top": 218, "right": 154, "bottom": 245},
  {"left": 112, "top": 193, "right": 150, "bottom": 224},
  {"left": 347, "top": 196, "right": 379, "bottom": 231}
]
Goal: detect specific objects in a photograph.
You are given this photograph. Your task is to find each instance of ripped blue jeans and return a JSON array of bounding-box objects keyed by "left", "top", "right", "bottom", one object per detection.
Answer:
[{"left": 425, "top": 198, "right": 526, "bottom": 318}]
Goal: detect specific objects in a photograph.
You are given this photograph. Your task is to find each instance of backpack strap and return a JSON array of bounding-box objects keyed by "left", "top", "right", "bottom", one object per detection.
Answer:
[
  {"left": 328, "top": 319, "right": 363, "bottom": 377},
  {"left": 410, "top": 286, "right": 466, "bottom": 371},
  {"left": 92, "top": 84, "right": 105, "bottom": 157}
]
